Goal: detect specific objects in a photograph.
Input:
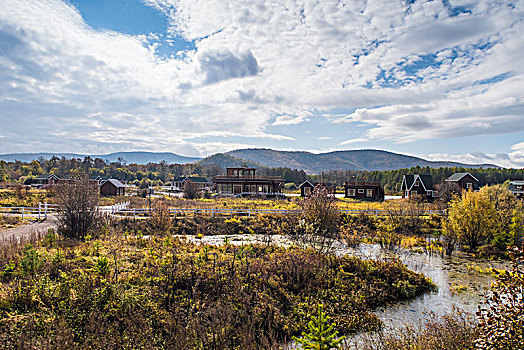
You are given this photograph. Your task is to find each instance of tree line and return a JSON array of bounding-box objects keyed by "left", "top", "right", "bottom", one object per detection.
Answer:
[{"left": 1, "top": 157, "right": 522, "bottom": 192}]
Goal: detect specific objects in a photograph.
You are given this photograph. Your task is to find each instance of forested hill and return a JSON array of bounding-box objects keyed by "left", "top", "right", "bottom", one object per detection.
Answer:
[{"left": 210, "top": 149, "right": 497, "bottom": 174}]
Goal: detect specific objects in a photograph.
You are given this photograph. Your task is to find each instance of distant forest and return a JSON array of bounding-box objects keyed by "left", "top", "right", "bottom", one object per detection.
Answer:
[{"left": 0, "top": 156, "right": 522, "bottom": 194}]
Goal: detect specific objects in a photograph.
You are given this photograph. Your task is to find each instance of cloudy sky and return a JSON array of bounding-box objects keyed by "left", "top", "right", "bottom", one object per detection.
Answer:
[{"left": 1, "top": 0, "right": 523, "bottom": 167}]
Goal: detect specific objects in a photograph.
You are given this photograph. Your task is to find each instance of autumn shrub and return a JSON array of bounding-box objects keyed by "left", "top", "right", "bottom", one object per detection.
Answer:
[
  {"left": 352, "top": 309, "right": 476, "bottom": 350},
  {"left": 56, "top": 176, "right": 101, "bottom": 240},
  {"left": 475, "top": 247, "right": 524, "bottom": 349},
  {"left": 446, "top": 186, "right": 524, "bottom": 255},
  {"left": 289, "top": 187, "right": 341, "bottom": 254}
]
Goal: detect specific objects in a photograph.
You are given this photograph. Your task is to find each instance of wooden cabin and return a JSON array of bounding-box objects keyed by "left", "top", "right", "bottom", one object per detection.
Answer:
[
  {"left": 445, "top": 172, "right": 479, "bottom": 191},
  {"left": 172, "top": 176, "right": 212, "bottom": 191},
  {"left": 508, "top": 181, "right": 524, "bottom": 199},
  {"left": 299, "top": 180, "right": 314, "bottom": 196},
  {"left": 344, "top": 181, "right": 384, "bottom": 201},
  {"left": 213, "top": 167, "right": 283, "bottom": 196},
  {"left": 299, "top": 181, "right": 336, "bottom": 197},
  {"left": 401, "top": 174, "right": 437, "bottom": 200},
  {"left": 100, "top": 179, "right": 125, "bottom": 196},
  {"left": 32, "top": 174, "right": 59, "bottom": 188}
]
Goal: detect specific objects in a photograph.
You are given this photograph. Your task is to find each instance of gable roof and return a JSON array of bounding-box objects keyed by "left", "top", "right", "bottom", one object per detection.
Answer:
[
  {"left": 101, "top": 179, "right": 125, "bottom": 188},
  {"left": 35, "top": 174, "right": 59, "bottom": 180},
  {"left": 446, "top": 172, "right": 479, "bottom": 182},
  {"left": 299, "top": 180, "right": 314, "bottom": 188},
  {"left": 186, "top": 176, "right": 210, "bottom": 183},
  {"left": 173, "top": 176, "right": 211, "bottom": 183},
  {"left": 509, "top": 180, "right": 524, "bottom": 185},
  {"left": 402, "top": 174, "right": 433, "bottom": 191}
]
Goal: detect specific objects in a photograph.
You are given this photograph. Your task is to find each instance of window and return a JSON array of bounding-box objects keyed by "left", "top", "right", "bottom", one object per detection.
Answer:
[
  {"left": 358, "top": 189, "right": 364, "bottom": 194},
  {"left": 466, "top": 182, "right": 472, "bottom": 189},
  {"left": 348, "top": 189, "right": 356, "bottom": 196},
  {"left": 427, "top": 190, "right": 432, "bottom": 196},
  {"left": 366, "top": 189, "right": 373, "bottom": 197},
  {"left": 414, "top": 180, "right": 420, "bottom": 186},
  {"left": 304, "top": 187, "right": 311, "bottom": 195}
]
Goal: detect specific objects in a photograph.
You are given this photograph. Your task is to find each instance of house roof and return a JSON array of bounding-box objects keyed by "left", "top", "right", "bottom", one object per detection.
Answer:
[
  {"left": 299, "top": 180, "right": 314, "bottom": 188},
  {"left": 173, "top": 176, "right": 210, "bottom": 183},
  {"left": 402, "top": 174, "right": 433, "bottom": 191},
  {"left": 101, "top": 179, "right": 125, "bottom": 188},
  {"left": 35, "top": 174, "right": 59, "bottom": 180},
  {"left": 509, "top": 180, "right": 524, "bottom": 185},
  {"left": 446, "top": 172, "right": 479, "bottom": 182},
  {"left": 186, "top": 176, "right": 210, "bottom": 183}
]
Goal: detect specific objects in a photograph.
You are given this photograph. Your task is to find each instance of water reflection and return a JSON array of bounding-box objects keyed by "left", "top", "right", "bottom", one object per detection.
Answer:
[{"left": 182, "top": 234, "right": 509, "bottom": 329}]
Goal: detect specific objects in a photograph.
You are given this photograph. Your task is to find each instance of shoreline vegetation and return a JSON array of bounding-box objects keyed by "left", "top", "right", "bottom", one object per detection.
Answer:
[{"left": 0, "top": 231, "right": 434, "bottom": 349}]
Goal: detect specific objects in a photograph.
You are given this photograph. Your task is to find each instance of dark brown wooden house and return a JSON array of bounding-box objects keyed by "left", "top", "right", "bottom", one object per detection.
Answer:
[
  {"left": 32, "top": 174, "right": 59, "bottom": 188},
  {"left": 213, "top": 167, "right": 283, "bottom": 196},
  {"left": 344, "top": 181, "right": 384, "bottom": 201},
  {"left": 445, "top": 172, "right": 479, "bottom": 191},
  {"left": 299, "top": 180, "right": 314, "bottom": 196},
  {"left": 100, "top": 179, "right": 125, "bottom": 196},
  {"left": 400, "top": 174, "right": 437, "bottom": 200},
  {"left": 299, "top": 181, "right": 336, "bottom": 197}
]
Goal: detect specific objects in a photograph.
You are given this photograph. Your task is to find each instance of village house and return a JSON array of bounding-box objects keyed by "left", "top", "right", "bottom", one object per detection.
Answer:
[
  {"left": 298, "top": 181, "right": 336, "bottom": 197},
  {"left": 400, "top": 174, "right": 437, "bottom": 200},
  {"left": 31, "top": 174, "right": 59, "bottom": 188},
  {"left": 445, "top": 172, "right": 479, "bottom": 191},
  {"left": 213, "top": 167, "right": 284, "bottom": 196},
  {"left": 344, "top": 181, "right": 384, "bottom": 201},
  {"left": 100, "top": 179, "right": 125, "bottom": 196},
  {"left": 172, "top": 176, "right": 212, "bottom": 192},
  {"left": 508, "top": 180, "right": 524, "bottom": 199}
]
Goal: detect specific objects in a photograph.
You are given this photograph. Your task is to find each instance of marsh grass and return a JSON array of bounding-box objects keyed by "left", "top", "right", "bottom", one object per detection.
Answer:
[{"left": 0, "top": 222, "right": 435, "bottom": 349}]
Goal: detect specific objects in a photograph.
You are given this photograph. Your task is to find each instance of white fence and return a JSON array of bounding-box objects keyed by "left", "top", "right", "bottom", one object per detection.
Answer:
[
  {"left": 0, "top": 203, "right": 58, "bottom": 220},
  {"left": 0, "top": 203, "right": 447, "bottom": 220}
]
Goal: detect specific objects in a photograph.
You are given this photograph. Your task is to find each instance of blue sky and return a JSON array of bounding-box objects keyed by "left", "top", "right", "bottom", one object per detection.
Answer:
[{"left": 1, "top": 0, "right": 524, "bottom": 167}]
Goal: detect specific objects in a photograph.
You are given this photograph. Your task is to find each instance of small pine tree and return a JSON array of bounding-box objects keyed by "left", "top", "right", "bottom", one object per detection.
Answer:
[{"left": 292, "top": 304, "right": 345, "bottom": 350}]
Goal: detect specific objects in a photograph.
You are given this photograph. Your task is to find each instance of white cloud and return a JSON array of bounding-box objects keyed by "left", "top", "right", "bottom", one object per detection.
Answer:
[
  {"left": 339, "top": 137, "right": 369, "bottom": 145},
  {"left": 1, "top": 0, "right": 524, "bottom": 156},
  {"left": 272, "top": 112, "right": 311, "bottom": 126}
]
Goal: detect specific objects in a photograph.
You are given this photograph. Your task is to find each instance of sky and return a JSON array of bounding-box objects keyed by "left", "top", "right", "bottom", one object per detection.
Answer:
[{"left": 0, "top": 0, "right": 524, "bottom": 167}]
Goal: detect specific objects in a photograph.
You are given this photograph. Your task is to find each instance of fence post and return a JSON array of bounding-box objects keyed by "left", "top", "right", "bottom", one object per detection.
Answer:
[
  {"left": 38, "top": 202, "right": 41, "bottom": 220},
  {"left": 133, "top": 208, "right": 136, "bottom": 220},
  {"left": 21, "top": 207, "right": 24, "bottom": 220},
  {"left": 45, "top": 202, "right": 48, "bottom": 220}
]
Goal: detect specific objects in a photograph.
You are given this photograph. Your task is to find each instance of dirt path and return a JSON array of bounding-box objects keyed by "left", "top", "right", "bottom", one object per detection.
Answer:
[{"left": 0, "top": 219, "right": 57, "bottom": 244}]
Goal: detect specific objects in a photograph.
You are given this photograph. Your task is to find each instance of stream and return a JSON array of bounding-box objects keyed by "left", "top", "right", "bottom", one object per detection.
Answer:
[{"left": 180, "top": 234, "right": 509, "bottom": 330}]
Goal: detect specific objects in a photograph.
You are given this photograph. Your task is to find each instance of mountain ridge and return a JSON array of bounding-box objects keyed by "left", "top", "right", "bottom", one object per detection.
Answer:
[
  {"left": 0, "top": 148, "right": 499, "bottom": 172},
  {"left": 213, "top": 148, "right": 498, "bottom": 173}
]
